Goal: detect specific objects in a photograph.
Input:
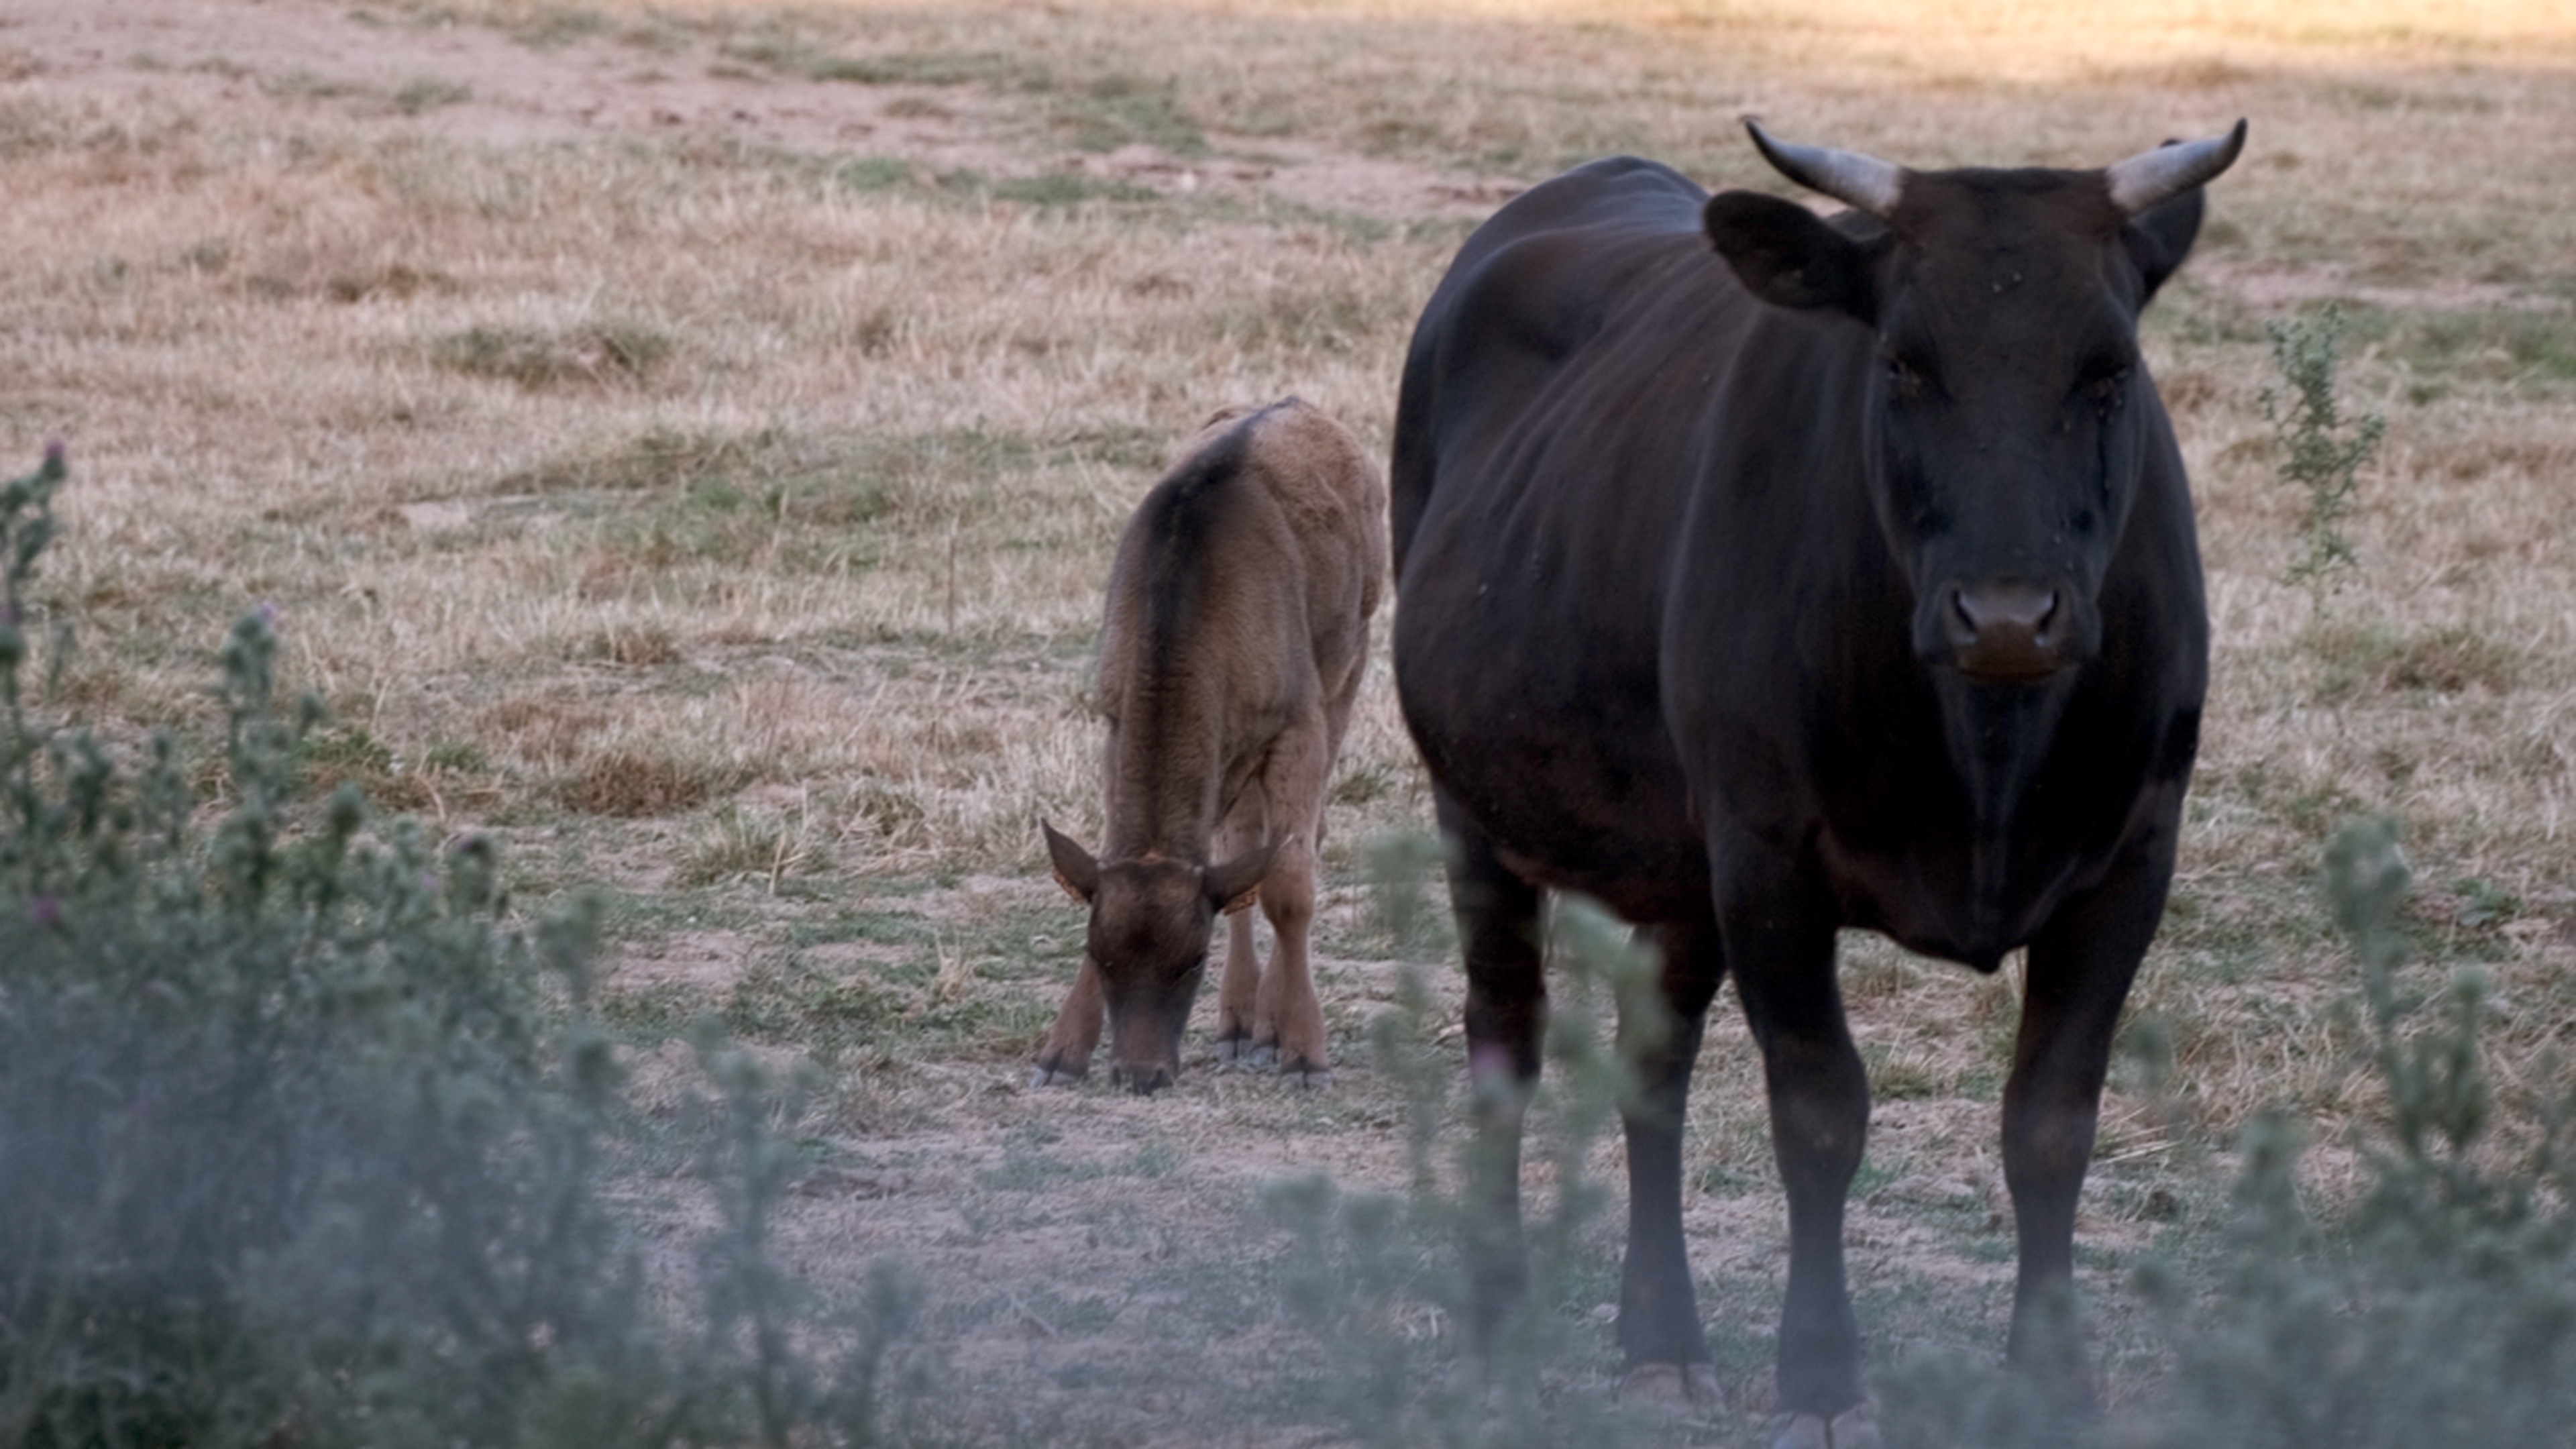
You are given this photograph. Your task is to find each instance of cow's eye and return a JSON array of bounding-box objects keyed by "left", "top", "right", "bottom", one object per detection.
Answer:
[
  {"left": 2081, "top": 362, "right": 2132, "bottom": 410},
  {"left": 1884, "top": 356, "right": 1929, "bottom": 402}
]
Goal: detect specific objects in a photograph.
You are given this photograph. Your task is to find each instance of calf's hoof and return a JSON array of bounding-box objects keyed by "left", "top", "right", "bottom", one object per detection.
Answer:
[
  {"left": 1275, "top": 1047, "right": 1333, "bottom": 1089},
  {"left": 1212, "top": 1036, "right": 1250, "bottom": 1065},
  {"left": 1767, "top": 1403, "right": 1880, "bottom": 1449},
  {"left": 1026, "top": 1061, "right": 1087, "bottom": 1088},
  {"left": 1615, "top": 1362, "right": 1723, "bottom": 1413}
]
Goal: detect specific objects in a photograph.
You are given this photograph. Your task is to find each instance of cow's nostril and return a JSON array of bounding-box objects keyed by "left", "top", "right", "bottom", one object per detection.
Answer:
[
  {"left": 1944, "top": 584, "right": 1980, "bottom": 649},
  {"left": 1947, "top": 581, "right": 2065, "bottom": 681}
]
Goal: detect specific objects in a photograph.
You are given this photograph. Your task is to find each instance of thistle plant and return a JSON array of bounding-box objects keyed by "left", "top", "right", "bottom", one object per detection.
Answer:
[
  {"left": 0, "top": 449, "right": 919, "bottom": 1449},
  {"left": 2261, "top": 305, "right": 2385, "bottom": 612}
]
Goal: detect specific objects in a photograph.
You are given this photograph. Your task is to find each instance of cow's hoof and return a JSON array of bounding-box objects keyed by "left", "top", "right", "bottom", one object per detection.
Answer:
[
  {"left": 1767, "top": 1403, "right": 1880, "bottom": 1449},
  {"left": 1615, "top": 1362, "right": 1723, "bottom": 1412},
  {"left": 1027, "top": 1063, "right": 1085, "bottom": 1088},
  {"left": 1281, "top": 1063, "right": 1333, "bottom": 1090},
  {"left": 1212, "top": 1036, "right": 1250, "bottom": 1065},
  {"left": 1244, "top": 1041, "right": 1280, "bottom": 1069}
]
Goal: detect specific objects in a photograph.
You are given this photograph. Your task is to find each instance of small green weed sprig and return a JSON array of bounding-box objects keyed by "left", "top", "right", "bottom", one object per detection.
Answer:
[{"left": 2262, "top": 305, "right": 2385, "bottom": 613}]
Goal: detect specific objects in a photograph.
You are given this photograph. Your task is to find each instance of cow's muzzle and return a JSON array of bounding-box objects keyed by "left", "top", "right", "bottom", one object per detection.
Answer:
[{"left": 1939, "top": 580, "right": 2068, "bottom": 683}]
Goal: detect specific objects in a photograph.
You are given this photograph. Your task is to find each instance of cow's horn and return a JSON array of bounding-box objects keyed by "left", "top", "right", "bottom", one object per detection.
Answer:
[
  {"left": 2104, "top": 119, "right": 2249, "bottom": 215},
  {"left": 1743, "top": 119, "right": 1904, "bottom": 218}
]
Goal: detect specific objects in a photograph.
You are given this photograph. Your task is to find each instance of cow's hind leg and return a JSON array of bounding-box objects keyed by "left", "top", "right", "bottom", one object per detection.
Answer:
[
  {"left": 1442, "top": 798, "right": 1547, "bottom": 1353},
  {"left": 1614, "top": 918, "right": 1727, "bottom": 1410},
  {"left": 1251, "top": 832, "right": 1330, "bottom": 1086},
  {"left": 1246, "top": 711, "right": 1334, "bottom": 1085}
]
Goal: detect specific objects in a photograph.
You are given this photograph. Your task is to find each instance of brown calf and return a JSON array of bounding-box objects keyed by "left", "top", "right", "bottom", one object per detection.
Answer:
[{"left": 1033, "top": 398, "right": 1385, "bottom": 1095}]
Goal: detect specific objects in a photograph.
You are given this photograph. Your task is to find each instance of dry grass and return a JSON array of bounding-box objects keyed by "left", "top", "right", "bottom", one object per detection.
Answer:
[{"left": 7, "top": 0, "right": 2575, "bottom": 1436}]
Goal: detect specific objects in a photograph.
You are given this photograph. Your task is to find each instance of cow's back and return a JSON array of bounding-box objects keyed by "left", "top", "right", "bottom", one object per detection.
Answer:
[{"left": 1389, "top": 160, "right": 1792, "bottom": 916}]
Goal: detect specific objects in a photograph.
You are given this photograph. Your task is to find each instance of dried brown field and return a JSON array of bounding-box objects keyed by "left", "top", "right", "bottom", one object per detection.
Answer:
[{"left": 5, "top": 0, "right": 2574, "bottom": 1440}]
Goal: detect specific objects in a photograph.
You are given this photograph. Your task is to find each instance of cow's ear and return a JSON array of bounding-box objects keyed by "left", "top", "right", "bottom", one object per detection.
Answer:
[
  {"left": 1042, "top": 820, "right": 1099, "bottom": 904},
  {"left": 2121, "top": 177, "right": 2206, "bottom": 305},
  {"left": 1203, "top": 839, "right": 1281, "bottom": 917},
  {"left": 1704, "top": 191, "right": 1879, "bottom": 323}
]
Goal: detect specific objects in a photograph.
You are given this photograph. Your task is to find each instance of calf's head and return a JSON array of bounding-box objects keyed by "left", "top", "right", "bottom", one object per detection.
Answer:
[
  {"left": 1703, "top": 119, "right": 2244, "bottom": 686},
  {"left": 1042, "top": 822, "right": 1277, "bottom": 1094}
]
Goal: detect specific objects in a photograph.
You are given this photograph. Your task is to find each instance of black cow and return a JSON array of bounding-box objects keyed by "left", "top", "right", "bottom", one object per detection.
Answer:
[{"left": 1389, "top": 121, "right": 2244, "bottom": 1444}]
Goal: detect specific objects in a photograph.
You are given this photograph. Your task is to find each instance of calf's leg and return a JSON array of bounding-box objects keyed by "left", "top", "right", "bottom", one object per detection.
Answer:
[
  {"left": 1247, "top": 712, "right": 1335, "bottom": 1083},
  {"left": 1212, "top": 796, "right": 1269, "bottom": 1063},
  {"left": 1252, "top": 833, "right": 1330, "bottom": 1085},
  {"left": 1030, "top": 953, "right": 1106, "bottom": 1087}
]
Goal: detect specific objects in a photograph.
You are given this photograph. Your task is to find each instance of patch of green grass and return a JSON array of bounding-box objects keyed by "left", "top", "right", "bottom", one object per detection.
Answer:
[
  {"left": 492, "top": 1, "right": 612, "bottom": 48},
  {"left": 1863, "top": 1042, "right": 1946, "bottom": 1102},
  {"left": 676, "top": 802, "right": 834, "bottom": 891},
  {"left": 262, "top": 69, "right": 362, "bottom": 103},
  {"left": 1049, "top": 73, "right": 1207, "bottom": 155},
  {"left": 987, "top": 172, "right": 1163, "bottom": 207},
  {"left": 809, "top": 49, "right": 1040, "bottom": 89},
  {"left": 2308, "top": 619, "right": 2526, "bottom": 698},
  {"left": 784, "top": 909, "right": 934, "bottom": 951},
  {"left": 500, "top": 425, "right": 1043, "bottom": 552},
  {"left": 2343, "top": 303, "right": 2576, "bottom": 390},
  {"left": 392, "top": 77, "right": 470, "bottom": 114},
  {"left": 722, "top": 949, "right": 908, "bottom": 1044},
  {"left": 834, "top": 156, "right": 917, "bottom": 193},
  {"left": 426, "top": 320, "right": 672, "bottom": 388},
  {"left": 551, "top": 745, "right": 746, "bottom": 817},
  {"left": 973, "top": 1135, "right": 1183, "bottom": 1192},
  {"left": 1212, "top": 278, "right": 1385, "bottom": 356}
]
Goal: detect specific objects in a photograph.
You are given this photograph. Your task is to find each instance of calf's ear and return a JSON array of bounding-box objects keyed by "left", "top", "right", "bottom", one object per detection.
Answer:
[
  {"left": 1041, "top": 821, "right": 1100, "bottom": 904},
  {"left": 1704, "top": 191, "right": 1880, "bottom": 322},
  {"left": 1203, "top": 839, "right": 1283, "bottom": 916}
]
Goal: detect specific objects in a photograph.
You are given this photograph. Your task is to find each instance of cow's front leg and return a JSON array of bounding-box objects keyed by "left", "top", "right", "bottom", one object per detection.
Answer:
[
  {"left": 2002, "top": 828, "right": 2176, "bottom": 1408},
  {"left": 1721, "top": 856, "right": 1868, "bottom": 1432},
  {"left": 1613, "top": 918, "right": 1727, "bottom": 1409},
  {"left": 1030, "top": 953, "right": 1106, "bottom": 1086}
]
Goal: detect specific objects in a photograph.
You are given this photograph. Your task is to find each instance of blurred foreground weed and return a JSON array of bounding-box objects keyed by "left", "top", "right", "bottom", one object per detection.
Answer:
[
  {"left": 1299, "top": 822, "right": 2576, "bottom": 1448},
  {"left": 1260, "top": 847, "right": 1668, "bottom": 1446},
  {"left": 0, "top": 450, "right": 918, "bottom": 1448},
  {"left": 1880, "top": 816, "right": 2576, "bottom": 1447}
]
